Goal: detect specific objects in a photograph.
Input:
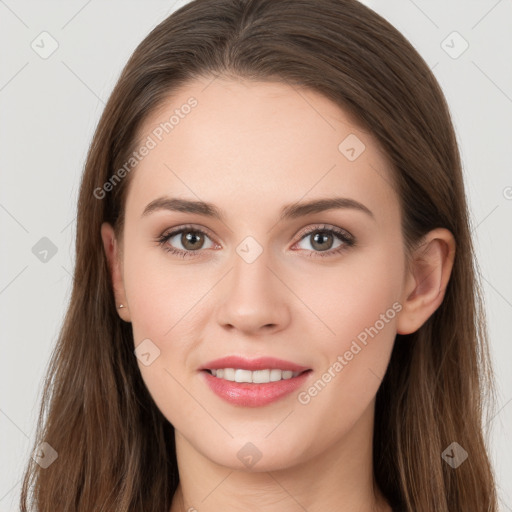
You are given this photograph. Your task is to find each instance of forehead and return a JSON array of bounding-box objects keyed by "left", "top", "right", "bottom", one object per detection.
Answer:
[{"left": 125, "top": 77, "right": 398, "bottom": 225}]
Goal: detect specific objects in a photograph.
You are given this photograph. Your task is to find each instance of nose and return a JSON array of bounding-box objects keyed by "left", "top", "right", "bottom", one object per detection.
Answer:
[{"left": 215, "top": 249, "right": 291, "bottom": 335}]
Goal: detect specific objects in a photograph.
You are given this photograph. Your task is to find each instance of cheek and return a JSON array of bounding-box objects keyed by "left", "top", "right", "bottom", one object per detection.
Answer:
[
  {"left": 295, "top": 244, "right": 402, "bottom": 432},
  {"left": 121, "top": 242, "right": 205, "bottom": 426},
  {"left": 122, "top": 240, "right": 212, "bottom": 418},
  {"left": 294, "top": 239, "right": 404, "bottom": 351},
  {"left": 122, "top": 238, "right": 206, "bottom": 343},
  {"left": 293, "top": 243, "right": 403, "bottom": 416}
]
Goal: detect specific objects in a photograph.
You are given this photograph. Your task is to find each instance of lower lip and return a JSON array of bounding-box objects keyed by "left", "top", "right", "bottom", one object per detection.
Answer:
[{"left": 201, "top": 370, "right": 312, "bottom": 407}]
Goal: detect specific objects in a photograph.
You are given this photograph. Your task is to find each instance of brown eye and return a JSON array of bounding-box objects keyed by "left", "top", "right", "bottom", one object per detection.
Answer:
[
  {"left": 157, "top": 226, "right": 216, "bottom": 257},
  {"left": 309, "top": 231, "right": 335, "bottom": 251},
  {"left": 180, "top": 230, "right": 205, "bottom": 250},
  {"left": 294, "top": 225, "right": 355, "bottom": 258}
]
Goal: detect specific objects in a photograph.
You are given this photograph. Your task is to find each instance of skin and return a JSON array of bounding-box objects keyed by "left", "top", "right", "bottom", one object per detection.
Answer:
[{"left": 101, "top": 77, "right": 455, "bottom": 512}]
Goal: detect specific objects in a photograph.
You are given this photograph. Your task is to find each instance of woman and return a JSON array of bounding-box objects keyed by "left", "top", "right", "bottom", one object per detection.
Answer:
[{"left": 20, "top": 0, "right": 498, "bottom": 510}]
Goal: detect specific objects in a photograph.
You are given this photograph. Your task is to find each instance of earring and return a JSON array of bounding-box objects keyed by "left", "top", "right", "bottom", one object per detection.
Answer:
[{"left": 118, "top": 304, "right": 125, "bottom": 309}]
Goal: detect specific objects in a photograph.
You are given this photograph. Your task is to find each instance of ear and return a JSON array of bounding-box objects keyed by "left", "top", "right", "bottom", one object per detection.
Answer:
[
  {"left": 100, "top": 222, "right": 131, "bottom": 322},
  {"left": 396, "top": 228, "right": 456, "bottom": 335}
]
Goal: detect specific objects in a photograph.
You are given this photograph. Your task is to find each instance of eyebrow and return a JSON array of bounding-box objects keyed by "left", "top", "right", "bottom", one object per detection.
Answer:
[{"left": 141, "top": 196, "right": 374, "bottom": 221}]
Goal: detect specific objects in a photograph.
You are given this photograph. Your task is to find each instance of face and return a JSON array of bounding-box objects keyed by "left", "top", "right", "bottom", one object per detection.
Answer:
[{"left": 104, "top": 77, "right": 410, "bottom": 471}]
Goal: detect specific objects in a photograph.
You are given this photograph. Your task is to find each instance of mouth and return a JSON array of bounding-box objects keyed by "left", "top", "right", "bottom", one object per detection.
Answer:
[{"left": 199, "top": 356, "right": 313, "bottom": 407}]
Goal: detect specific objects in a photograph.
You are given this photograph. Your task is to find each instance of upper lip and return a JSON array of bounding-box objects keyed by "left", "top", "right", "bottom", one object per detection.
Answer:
[{"left": 200, "top": 356, "right": 310, "bottom": 372}]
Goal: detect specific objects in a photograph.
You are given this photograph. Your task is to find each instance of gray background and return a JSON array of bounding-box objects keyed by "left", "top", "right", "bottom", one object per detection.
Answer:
[{"left": 1, "top": 0, "right": 511, "bottom": 510}]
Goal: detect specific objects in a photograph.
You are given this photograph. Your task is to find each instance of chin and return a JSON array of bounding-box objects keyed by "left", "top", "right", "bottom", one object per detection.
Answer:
[{"left": 197, "top": 436, "right": 311, "bottom": 473}]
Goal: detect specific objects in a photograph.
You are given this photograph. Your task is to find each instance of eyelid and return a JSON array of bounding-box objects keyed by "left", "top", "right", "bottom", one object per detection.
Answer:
[
  {"left": 294, "top": 223, "right": 353, "bottom": 242},
  {"left": 161, "top": 223, "right": 218, "bottom": 243}
]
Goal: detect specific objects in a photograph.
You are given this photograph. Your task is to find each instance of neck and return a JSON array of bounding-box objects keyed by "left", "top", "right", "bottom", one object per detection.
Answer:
[{"left": 169, "top": 401, "right": 391, "bottom": 512}]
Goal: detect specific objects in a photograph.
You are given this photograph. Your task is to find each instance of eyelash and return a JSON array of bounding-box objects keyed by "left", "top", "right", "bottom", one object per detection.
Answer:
[{"left": 155, "top": 223, "right": 356, "bottom": 259}]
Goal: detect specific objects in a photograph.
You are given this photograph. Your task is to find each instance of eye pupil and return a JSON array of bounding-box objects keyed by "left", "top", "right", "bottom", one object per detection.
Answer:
[
  {"left": 182, "top": 231, "right": 204, "bottom": 250},
  {"left": 311, "top": 231, "right": 333, "bottom": 251}
]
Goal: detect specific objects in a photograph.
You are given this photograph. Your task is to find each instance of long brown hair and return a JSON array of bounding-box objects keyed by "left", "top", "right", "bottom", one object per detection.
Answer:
[{"left": 20, "top": 0, "right": 498, "bottom": 510}]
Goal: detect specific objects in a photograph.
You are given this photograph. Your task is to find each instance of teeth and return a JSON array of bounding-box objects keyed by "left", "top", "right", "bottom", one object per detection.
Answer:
[
  {"left": 253, "top": 370, "right": 270, "bottom": 383},
  {"left": 270, "top": 369, "right": 282, "bottom": 381},
  {"left": 235, "top": 369, "right": 252, "bottom": 383},
  {"left": 223, "top": 368, "right": 235, "bottom": 381},
  {"left": 209, "top": 368, "right": 300, "bottom": 383}
]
